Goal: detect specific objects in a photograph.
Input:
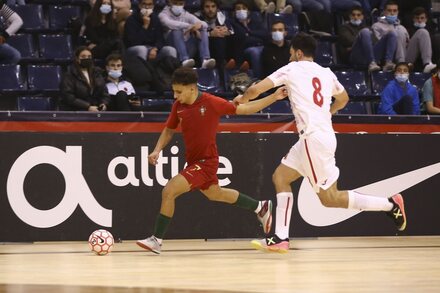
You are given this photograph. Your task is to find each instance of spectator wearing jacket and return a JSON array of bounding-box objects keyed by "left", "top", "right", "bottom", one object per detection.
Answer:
[
  {"left": 60, "top": 46, "right": 110, "bottom": 111},
  {"left": 0, "top": 1, "right": 23, "bottom": 64},
  {"left": 159, "top": 0, "right": 216, "bottom": 68},
  {"left": 124, "top": 0, "right": 177, "bottom": 61},
  {"left": 377, "top": 62, "right": 420, "bottom": 115},
  {"left": 422, "top": 62, "right": 440, "bottom": 114},
  {"left": 261, "top": 20, "right": 290, "bottom": 76}
]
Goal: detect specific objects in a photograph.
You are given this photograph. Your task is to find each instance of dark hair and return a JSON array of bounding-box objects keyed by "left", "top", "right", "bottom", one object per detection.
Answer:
[
  {"left": 201, "top": 0, "right": 219, "bottom": 8},
  {"left": 350, "top": 5, "right": 363, "bottom": 14},
  {"left": 74, "top": 45, "right": 92, "bottom": 59},
  {"left": 412, "top": 7, "right": 427, "bottom": 17},
  {"left": 384, "top": 0, "right": 398, "bottom": 8},
  {"left": 394, "top": 62, "right": 410, "bottom": 73},
  {"left": 106, "top": 53, "right": 123, "bottom": 65},
  {"left": 271, "top": 20, "right": 286, "bottom": 29},
  {"left": 87, "top": 0, "right": 117, "bottom": 30},
  {"left": 290, "top": 33, "right": 317, "bottom": 58},
  {"left": 172, "top": 67, "right": 198, "bottom": 85},
  {"left": 234, "top": 0, "right": 248, "bottom": 10}
]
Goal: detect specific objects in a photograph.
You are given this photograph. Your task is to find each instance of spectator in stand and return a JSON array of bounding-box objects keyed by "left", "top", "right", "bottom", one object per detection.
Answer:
[
  {"left": 377, "top": 62, "right": 420, "bottom": 115},
  {"left": 372, "top": 0, "right": 408, "bottom": 68},
  {"left": 261, "top": 21, "right": 290, "bottom": 76},
  {"left": 0, "top": 1, "right": 22, "bottom": 64},
  {"left": 60, "top": 46, "right": 110, "bottom": 111},
  {"left": 159, "top": 0, "right": 216, "bottom": 69},
  {"left": 83, "top": 0, "right": 124, "bottom": 60},
  {"left": 228, "top": 0, "right": 269, "bottom": 75},
  {"left": 338, "top": 6, "right": 396, "bottom": 72},
  {"left": 124, "top": 0, "right": 177, "bottom": 61},
  {"left": 105, "top": 53, "right": 140, "bottom": 111},
  {"left": 422, "top": 62, "right": 440, "bottom": 114},
  {"left": 405, "top": 7, "right": 437, "bottom": 73},
  {"left": 195, "top": 0, "right": 234, "bottom": 69}
]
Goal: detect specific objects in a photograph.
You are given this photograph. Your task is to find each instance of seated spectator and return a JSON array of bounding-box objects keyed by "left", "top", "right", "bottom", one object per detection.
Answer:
[
  {"left": 159, "top": 0, "right": 216, "bottom": 68},
  {"left": 377, "top": 62, "right": 420, "bottom": 115},
  {"left": 261, "top": 20, "right": 290, "bottom": 76},
  {"left": 60, "top": 46, "right": 110, "bottom": 111},
  {"left": 338, "top": 6, "right": 395, "bottom": 72},
  {"left": 371, "top": 0, "right": 408, "bottom": 66},
  {"left": 195, "top": 0, "right": 234, "bottom": 68},
  {"left": 0, "top": 1, "right": 23, "bottom": 64},
  {"left": 422, "top": 62, "right": 440, "bottom": 114},
  {"left": 124, "top": 0, "right": 177, "bottom": 61},
  {"left": 83, "top": 0, "right": 124, "bottom": 60},
  {"left": 405, "top": 7, "right": 437, "bottom": 73},
  {"left": 105, "top": 53, "right": 139, "bottom": 111},
  {"left": 228, "top": 0, "right": 269, "bottom": 73}
]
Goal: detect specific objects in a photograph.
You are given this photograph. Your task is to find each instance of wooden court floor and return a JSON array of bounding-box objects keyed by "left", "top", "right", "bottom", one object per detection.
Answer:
[{"left": 0, "top": 236, "right": 439, "bottom": 293}]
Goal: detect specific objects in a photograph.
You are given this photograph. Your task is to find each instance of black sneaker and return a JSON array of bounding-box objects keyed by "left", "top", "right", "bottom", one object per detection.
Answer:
[
  {"left": 386, "top": 194, "right": 406, "bottom": 231},
  {"left": 251, "top": 234, "right": 289, "bottom": 253}
]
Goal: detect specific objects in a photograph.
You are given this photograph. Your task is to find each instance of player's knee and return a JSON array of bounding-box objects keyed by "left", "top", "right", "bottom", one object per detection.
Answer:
[
  {"left": 162, "top": 186, "right": 177, "bottom": 201},
  {"left": 272, "top": 170, "right": 286, "bottom": 187}
]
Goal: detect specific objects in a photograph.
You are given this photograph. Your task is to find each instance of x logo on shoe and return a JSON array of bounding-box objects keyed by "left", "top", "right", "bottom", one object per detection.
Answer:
[
  {"left": 267, "top": 237, "right": 275, "bottom": 245},
  {"left": 393, "top": 209, "right": 402, "bottom": 219}
]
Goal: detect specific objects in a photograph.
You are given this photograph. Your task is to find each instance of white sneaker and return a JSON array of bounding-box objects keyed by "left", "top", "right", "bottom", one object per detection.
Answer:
[
  {"left": 136, "top": 236, "right": 161, "bottom": 254},
  {"left": 201, "top": 58, "right": 216, "bottom": 69},
  {"left": 423, "top": 62, "right": 437, "bottom": 73},
  {"left": 383, "top": 61, "right": 396, "bottom": 72},
  {"left": 280, "top": 4, "right": 293, "bottom": 14},
  {"left": 181, "top": 59, "right": 195, "bottom": 68},
  {"left": 368, "top": 61, "right": 381, "bottom": 72},
  {"left": 264, "top": 2, "right": 275, "bottom": 13}
]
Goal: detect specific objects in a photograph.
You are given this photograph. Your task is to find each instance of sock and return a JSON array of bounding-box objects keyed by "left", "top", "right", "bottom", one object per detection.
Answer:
[
  {"left": 348, "top": 190, "right": 393, "bottom": 211},
  {"left": 233, "top": 192, "right": 259, "bottom": 212},
  {"left": 153, "top": 214, "right": 172, "bottom": 239},
  {"left": 275, "top": 192, "right": 293, "bottom": 240}
]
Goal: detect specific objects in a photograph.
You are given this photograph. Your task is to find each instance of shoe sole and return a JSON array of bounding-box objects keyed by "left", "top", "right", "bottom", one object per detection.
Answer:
[
  {"left": 250, "top": 240, "right": 289, "bottom": 254},
  {"left": 136, "top": 241, "right": 160, "bottom": 254},
  {"left": 392, "top": 194, "right": 406, "bottom": 231}
]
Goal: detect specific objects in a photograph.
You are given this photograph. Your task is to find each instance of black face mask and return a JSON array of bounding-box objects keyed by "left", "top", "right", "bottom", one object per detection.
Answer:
[{"left": 79, "top": 58, "right": 93, "bottom": 69}]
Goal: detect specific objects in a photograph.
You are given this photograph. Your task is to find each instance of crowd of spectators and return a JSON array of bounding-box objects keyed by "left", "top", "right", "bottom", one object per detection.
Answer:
[{"left": 0, "top": 0, "right": 440, "bottom": 114}]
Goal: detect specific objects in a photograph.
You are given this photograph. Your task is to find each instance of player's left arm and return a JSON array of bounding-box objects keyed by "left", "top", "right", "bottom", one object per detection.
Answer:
[
  {"left": 236, "top": 78, "right": 275, "bottom": 104},
  {"left": 236, "top": 86, "right": 288, "bottom": 115},
  {"left": 330, "top": 89, "right": 349, "bottom": 115}
]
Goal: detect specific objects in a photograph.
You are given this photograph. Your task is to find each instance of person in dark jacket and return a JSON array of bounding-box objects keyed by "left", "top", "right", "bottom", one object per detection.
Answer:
[
  {"left": 261, "top": 20, "right": 290, "bottom": 77},
  {"left": 60, "top": 46, "right": 110, "bottom": 111},
  {"left": 123, "top": 0, "right": 177, "bottom": 61}
]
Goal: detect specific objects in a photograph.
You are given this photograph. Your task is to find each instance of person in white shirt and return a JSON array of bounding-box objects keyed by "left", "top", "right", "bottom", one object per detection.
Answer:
[
  {"left": 105, "top": 53, "right": 139, "bottom": 111},
  {"left": 236, "top": 33, "right": 407, "bottom": 253},
  {"left": 0, "top": 1, "right": 23, "bottom": 64}
]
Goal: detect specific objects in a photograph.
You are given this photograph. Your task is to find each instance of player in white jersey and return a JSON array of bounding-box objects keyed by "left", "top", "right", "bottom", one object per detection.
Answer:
[{"left": 236, "top": 33, "right": 407, "bottom": 253}]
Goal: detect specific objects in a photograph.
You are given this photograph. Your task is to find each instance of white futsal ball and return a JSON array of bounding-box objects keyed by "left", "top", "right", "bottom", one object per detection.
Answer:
[{"left": 88, "top": 229, "right": 114, "bottom": 255}]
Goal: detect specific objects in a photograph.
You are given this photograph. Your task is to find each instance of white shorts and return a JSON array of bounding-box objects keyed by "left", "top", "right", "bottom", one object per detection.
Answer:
[{"left": 281, "top": 131, "right": 340, "bottom": 192}]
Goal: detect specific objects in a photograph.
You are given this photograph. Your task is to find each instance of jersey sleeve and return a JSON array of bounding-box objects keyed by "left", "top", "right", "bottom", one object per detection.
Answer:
[
  {"left": 267, "top": 64, "right": 289, "bottom": 87},
  {"left": 210, "top": 94, "right": 237, "bottom": 115},
  {"left": 166, "top": 102, "right": 180, "bottom": 129},
  {"left": 330, "top": 71, "right": 345, "bottom": 96}
]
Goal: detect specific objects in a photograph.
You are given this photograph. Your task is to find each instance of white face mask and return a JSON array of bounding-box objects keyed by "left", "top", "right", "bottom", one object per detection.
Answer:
[
  {"left": 141, "top": 8, "right": 153, "bottom": 16},
  {"left": 395, "top": 73, "right": 409, "bottom": 83},
  {"left": 271, "top": 31, "right": 284, "bottom": 42},
  {"left": 108, "top": 70, "right": 122, "bottom": 79},
  {"left": 350, "top": 19, "right": 362, "bottom": 26},
  {"left": 414, "top": 22, "right": 426, "bottom": 28},
  {"left": 100, "top": 4, "right": 112, "bottom": 14},
  {"left": 171, "top": 5, "right": 184, "bottom": 16},
  {"left": 235, "top": 9, "right": 248, "bottom": 21}
]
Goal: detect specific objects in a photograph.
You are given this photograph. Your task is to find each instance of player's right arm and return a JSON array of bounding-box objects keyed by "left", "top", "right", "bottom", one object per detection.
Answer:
[
  {"left": 235, "top": 78, "right": 275, "bottom": 104},
  {"left": 149, "top": 127, "right": 176, "bottom": 165}
]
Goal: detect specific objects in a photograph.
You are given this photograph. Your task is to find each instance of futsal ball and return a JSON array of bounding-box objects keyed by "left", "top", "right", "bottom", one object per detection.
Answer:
[{"left": 88, "top": 229, "right": 114, "bottom": 255}]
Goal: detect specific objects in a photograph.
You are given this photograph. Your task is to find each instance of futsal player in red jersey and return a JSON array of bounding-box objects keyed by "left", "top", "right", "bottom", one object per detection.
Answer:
[{"left": 136, "top": 67, "right": 288, "bottom": 254}]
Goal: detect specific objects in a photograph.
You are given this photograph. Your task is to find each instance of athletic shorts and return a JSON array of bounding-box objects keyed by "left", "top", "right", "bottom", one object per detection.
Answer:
[
  {"left": 180, "top": 158, "right": 219, "bottom": 191},
  {"left": 281, "top": 131, "right": 340, "bottom": 192}
]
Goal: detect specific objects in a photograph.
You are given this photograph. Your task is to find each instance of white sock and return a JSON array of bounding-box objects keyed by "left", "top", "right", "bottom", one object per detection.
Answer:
[
  {"left": 254, "top": 201, "right": 262, "bottom": 214},
  {"left": 348, "top": 190, "right": 393, "bottom": 211},
  {"left": 275, "top": 192, "right": 293, "bottom": 240}
]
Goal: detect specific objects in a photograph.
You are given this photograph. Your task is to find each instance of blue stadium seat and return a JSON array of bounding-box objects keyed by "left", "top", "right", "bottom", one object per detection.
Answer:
[
  {"left": 27, "top": 65, "right": 62, "bottom": 91},
  {"left": 370, "top": 71, "right": 393, "bottom": 95},
  {"left": 315, "top": 41, "right": 334, "bottom": 67},
  {"left": 196, "top": 68, "right": 222, "bottom": 93},
  {"left": 17, "top": 96, "right": 56, "bottom": 111},
  {"left": 141, "top": 99, "right": 174, "bottom": 111},
  {"left": 0, "top": 65, "right": 26, "bottom": 91},
  {"left": 261, "top": 99, "right": 291, "bottom": 113},
  {"left": 7, "top": 34, "right": 38, "bottom": 60},
  {"left": 38, "top": 34, "right": 73, "bottom": 61},
  {"left": 410, "top": 72, "right": 431, "bottom": 93},
  {"left": 337, "top": 101, "right": 369, "bottom": 114},
  {"left": 334, "top": 70, "right": 370, "bottom": 97},
  {"left": 48, "top": 6, "right": 82, "bottom": 30},
  {"left": 12, "top": 4, "right": 46, "bottom": 31},
  {"left": 266, "top": 13, "right": 299, "bottom": 39}
]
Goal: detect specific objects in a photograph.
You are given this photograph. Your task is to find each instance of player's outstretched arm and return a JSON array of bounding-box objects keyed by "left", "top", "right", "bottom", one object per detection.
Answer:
[
  {"left": 234, "top": 78, "right": 275, "bottom": 104},
  {"left": 236, "top": 86, "right": 288, "bottom": 115},
  {"left": 330, "top": 90, "right": 349, "bottom": 115},
  {"left": 148, "top": 127, "right": 175, "bottom": 165}
]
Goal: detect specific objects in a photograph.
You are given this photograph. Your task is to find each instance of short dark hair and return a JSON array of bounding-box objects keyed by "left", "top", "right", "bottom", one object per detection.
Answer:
[
  {"left": 201, "top": 0, "right": 219, "bottom": 8},
  {"left": 105, "top": 53, "right": 123, "bottom": 65},
  {"left": 290, "top": 33, "right": 317, "bottom": 58},
  {"left": 385, "top": 0, "right": 398, "bottom": 8},
  {"left": 74, "top": 46, "right": 91, "bottom": 59},
  {"left": 394, "top": 62, "right": 410, "bottom": 73},
  {"left": 172, "top": 67, "right": 198, "bottom": 85},
  {"left": 350, "top": 5, "right": 363, "bottom": 14},
  {"left": 234, "top": 0, "right": 248, "bottom": 9},
  {"left": 271, "top": 20, "right": 286, "bottom": 29},
  {"left": 412, "top": 7, "right": 427, "bottom": 17}
]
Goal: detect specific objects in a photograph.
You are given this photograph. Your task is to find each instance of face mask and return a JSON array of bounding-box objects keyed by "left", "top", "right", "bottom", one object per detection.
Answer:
[
  {"left": 350, "top": 19, "right": 362, "bottom": 26},
  {"left": 271, "top": 31, "right": 284, "bottom": 42},
  {"left": 79, "top": 58, "right": 93, "bottom": 69},
  {"left": 395, "top": 73, "right": 409, "bottom": 83},
  {"left": 235, "top": 10, "right": 248, "bottom": 21},
  {"left": 171, "top": 5, "right": 184, "bottom": 16},
  {"left": 385, "top": 15, "right": 398, "bottom": 24},
  {"left": 100, "top": 4, "right": 112, "bottom": 14},
  {"left": 141, "top": 8, "right": 153, "bottom": 16},
  {"left": 108, "top": 70, "right": 122, "bottom": 79},
  {"left": 414, "top": 22, "right": 426, "bottom": 28}
]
